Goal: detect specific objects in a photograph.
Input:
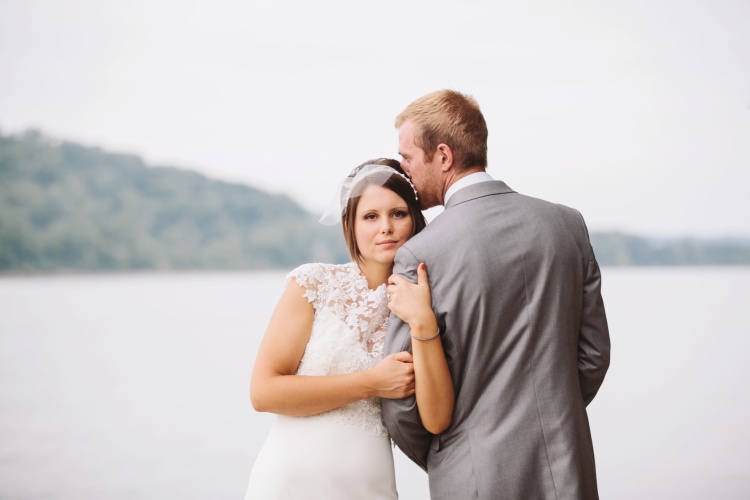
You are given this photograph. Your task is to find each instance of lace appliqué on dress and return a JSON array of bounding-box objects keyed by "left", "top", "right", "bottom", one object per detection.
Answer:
[{"left": 286, "top": 262, "right": 390, "bottom": 435}]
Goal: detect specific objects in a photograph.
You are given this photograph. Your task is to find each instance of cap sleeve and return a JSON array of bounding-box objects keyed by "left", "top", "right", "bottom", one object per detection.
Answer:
[{"left": 285, "top": 263, "right": 329, "bottom": 311}]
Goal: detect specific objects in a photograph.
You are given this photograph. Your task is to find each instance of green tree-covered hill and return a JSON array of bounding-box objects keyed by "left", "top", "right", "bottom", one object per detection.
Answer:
[
  {"left": 589, "top": 232, "right": 750, "bottom": 266},
  {"left": 0, "top": 130, "right": 348, "bottom": 272},
  {"left": 1, "top": 130, "right": 749, "bottom": 273}
]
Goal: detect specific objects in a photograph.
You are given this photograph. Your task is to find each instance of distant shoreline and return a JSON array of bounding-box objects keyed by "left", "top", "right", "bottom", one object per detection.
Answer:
[
  {"left": 3, "top": 263, "right": 750, "bottom": 279},
  {"left": 3, "top": 130, "right": 749, "bottom": 273}
]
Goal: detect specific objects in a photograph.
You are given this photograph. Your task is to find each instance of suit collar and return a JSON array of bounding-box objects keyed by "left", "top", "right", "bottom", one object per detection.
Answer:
[
  {"left": 444, "top": 180, "right": 516, "bottom": 210},
  {"left": 444, "top": 171, "right": 494, "bottom": 205}
]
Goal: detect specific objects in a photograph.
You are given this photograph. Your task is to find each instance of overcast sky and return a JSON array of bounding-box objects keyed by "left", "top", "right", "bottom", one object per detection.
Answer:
[{"left": 1, "top": 0, "right": 748, "bottom": 238}]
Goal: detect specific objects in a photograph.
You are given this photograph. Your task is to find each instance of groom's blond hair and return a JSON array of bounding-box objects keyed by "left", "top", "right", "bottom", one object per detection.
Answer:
[{"left": 395, "top": 89, "right": 488, "bottom": 171}]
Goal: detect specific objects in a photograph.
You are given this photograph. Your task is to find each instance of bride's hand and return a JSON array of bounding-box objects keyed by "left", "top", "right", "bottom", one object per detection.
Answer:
[
  {"left": 367, "top": 351, "right": 415, "bottom": 399},
  {"left": 387, "top": 263, "right": 436, "bottom": 331}
]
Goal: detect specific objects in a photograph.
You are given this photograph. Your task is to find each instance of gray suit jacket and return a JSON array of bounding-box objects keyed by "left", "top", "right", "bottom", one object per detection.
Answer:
[{"left": 382, "top": 181, "right": 610, "bottom": 500}]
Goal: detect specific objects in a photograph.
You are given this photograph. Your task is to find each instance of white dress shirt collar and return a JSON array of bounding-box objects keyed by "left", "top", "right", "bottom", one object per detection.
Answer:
[{"left": 444, "top": 171, "right": 494, "bottom": 206}]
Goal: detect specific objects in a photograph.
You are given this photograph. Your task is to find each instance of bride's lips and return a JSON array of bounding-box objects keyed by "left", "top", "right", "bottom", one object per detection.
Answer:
[{"left": 377, "top": 240, "right": 398, "bottom": 248}]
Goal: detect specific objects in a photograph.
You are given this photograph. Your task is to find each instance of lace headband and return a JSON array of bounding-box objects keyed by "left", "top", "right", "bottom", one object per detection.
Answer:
[{"left": 319, "top": 164, "right": 419, "bottom": 226}]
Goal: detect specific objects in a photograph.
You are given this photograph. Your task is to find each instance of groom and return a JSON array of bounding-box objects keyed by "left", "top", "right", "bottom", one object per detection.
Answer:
[{"left": 382, "top": 90, "right": 611, "bottom": 500}]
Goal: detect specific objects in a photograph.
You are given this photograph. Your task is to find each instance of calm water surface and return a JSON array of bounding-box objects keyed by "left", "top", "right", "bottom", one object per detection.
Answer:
[{"left": 0, "top": 268, "right": 748, "bottom": 499}]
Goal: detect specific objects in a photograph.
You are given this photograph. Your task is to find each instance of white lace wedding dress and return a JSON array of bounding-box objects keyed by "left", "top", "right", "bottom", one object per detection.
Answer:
[{"left": 244, "top": 262, "right": 398, "bottom": 499}]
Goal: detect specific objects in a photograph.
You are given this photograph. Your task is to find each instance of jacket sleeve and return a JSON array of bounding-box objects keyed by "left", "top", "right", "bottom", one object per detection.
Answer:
[
  {"left": 381, "top": 246, "right": 433, "bottom": 471},
  {"left": 576, "top": 214, "right": 611, "bottom": 406}
]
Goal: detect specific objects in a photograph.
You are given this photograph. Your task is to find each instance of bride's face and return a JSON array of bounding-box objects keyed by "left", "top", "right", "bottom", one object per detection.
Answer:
[{"left": 354, "top": 184, "right": 414, "bottom": 267}]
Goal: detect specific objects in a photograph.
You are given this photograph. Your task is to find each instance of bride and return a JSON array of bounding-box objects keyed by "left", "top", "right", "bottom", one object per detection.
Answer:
[{"left": 244, "top": 159, "right": 454, "bottom": 499}]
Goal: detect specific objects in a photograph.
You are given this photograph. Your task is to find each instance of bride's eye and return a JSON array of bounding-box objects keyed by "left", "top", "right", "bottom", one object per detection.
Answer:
[
  {"left": 364, "top": 213, "right": 377, "bottom": 220},
  {"left": 392, "top": 210, "right": 408, "bottom": 218}
]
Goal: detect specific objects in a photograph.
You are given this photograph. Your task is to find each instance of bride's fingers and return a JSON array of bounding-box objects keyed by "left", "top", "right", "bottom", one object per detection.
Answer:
[
  {"left": 393, "top": 351, "right": 414, "bottom": 363},
  {"left": 417, "top": 263, "right": 429, "bottom": 286},
  {"left": 388, "top": 274, "right": 407, "bottom": 286}
]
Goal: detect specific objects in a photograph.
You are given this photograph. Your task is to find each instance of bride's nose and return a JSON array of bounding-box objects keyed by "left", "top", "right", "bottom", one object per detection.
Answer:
[{"left": 380, "top": 219, "right": 394, "bottom": 234}]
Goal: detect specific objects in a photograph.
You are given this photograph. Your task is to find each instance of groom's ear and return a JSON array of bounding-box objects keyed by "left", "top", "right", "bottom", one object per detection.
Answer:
[{"left": 436, "top": 143, "right": 453, "bottom": 172}]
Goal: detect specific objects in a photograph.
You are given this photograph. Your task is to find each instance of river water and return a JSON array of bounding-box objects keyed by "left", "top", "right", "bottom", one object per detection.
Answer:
[{"left": 0, "top": 267, "right": 748, "bottom": 499}]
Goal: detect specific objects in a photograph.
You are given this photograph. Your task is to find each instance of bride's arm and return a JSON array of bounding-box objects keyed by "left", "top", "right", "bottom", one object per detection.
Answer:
[
  {"left": 250, "top": 280, "right": 415, "bottom": 417},
  {"left": 387, "top": 263, "right": 455, "bottom": 434}
]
